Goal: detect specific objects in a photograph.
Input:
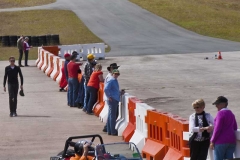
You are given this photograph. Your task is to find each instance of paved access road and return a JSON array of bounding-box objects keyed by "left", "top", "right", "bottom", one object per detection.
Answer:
[{"left": 1, "top": 0, "right": 240, "bottom": 56}]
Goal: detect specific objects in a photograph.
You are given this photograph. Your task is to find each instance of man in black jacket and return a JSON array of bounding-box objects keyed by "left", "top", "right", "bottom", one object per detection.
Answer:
[{"left": 3, "top": 56, "right": 24, "bottom": 117}]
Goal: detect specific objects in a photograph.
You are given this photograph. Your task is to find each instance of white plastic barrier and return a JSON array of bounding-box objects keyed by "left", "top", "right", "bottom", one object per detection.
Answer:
[
  {"left": 183, "top": 129, "right": 240, "bottom": 160},
  {"left": 50, "top": 56, "right": 60, "bottom": 79},
  {"left": 99, "top": 101, "right": 109, "bottom": 123},
  {"left": 41, "top": 51, "right": 48, "bottom": 72},
  {"left": 37, "top": 49, "right": 45, "bottom": 69},
  {"left": 58, "top": 43, "right": 105, "bottom": 60},
  {"left": 35, "top": 47, "right": 43, "bottom": 66},
  {"left": 129, "top": 103, "right": 155, "bottom": 152},
  {"left": 45, "top": 53, "right": 54, "bottom": 76},
  {"left": 56, "top": 59, "right": 65, "bottom": 83},
  {"left": 115, "top": 93, "right": 134, "bottom": 136}
]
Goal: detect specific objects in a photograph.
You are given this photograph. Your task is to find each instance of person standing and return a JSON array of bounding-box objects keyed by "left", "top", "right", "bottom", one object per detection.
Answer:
[
  {"left": 189, "top": 99, "right": 214, "bottom": 160},
  {"left": 210, "top": 96, "right": 238, "bottom": 160},
  {"left": 83, "top": 63, "right": 104, "bottom": 115},
  {"left": 63, "top": 53, "right": 71, "bottom": 101},
  {"left": 3, "top": 56, "right": 24, "bottom": 117},
  {"left": 17, "top": 35, "right": 24, "bottom": 67},
  {"left": 67, "top": 54, "right": 82, "bottom": 107},
  {"left": 83, "top": 54, "right": 96, "bottom": 109},
  {"left": 104, "top": 69, "right": 123, "bottom": 136},
  {"left": 23, "top": 37, "right": 32, "bottom": 66},
  {"left": 102, "top": 63, "right": 120, "bottom": 132}
]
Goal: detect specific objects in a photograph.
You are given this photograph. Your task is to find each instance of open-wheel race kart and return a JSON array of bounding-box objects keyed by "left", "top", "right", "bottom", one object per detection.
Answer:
[{"left": 50, "top": 134, "right": 143, "bottom": 160}]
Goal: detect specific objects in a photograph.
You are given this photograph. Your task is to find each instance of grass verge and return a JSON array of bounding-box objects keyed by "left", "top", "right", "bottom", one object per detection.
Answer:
[
  {"left": 0, "top": 10, "right": 110, "bottom": 61},
  {"left": 0, "top": 0, "right": 56, "bottom": 9},
  {"left": 130, "top": 0, "right": 240, "bottom": 42}
]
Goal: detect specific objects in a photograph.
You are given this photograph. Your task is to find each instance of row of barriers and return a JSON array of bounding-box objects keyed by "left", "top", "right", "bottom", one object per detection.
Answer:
[{"left": 36, "top": 48, "right": 240, "bottom": 160}]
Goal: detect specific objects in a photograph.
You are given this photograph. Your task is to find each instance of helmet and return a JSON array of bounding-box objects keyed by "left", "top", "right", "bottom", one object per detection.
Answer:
[{"left": 74, "top": 140, "right": 94, "bottom": 156}]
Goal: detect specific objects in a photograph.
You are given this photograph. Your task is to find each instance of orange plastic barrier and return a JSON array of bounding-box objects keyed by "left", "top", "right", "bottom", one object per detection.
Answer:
[
  {"left": 43, "top": 53, "right": 49, "bottom": 72},
  {"left": 42, "top": 46, "right": 60, "bottom": 56},
  {"left": 93, "top": 83, "right": 105, "bottom": 117},
  {"left": 163, "top": 115, "right": 190, "bottom": 160},
  {"left": 38, "top": 50, "right": 45, "bottom": 69},
  {"left": 53, "top": 58, "right": 60, "bottom": 81},
  {"left": 142, "top": 110, "right": 171, "bottom": 160},
  {"left": 47, "top": 54, "right": 54, "bottom": 77},
  {"left": 122, "top": 97, "right": 141, "bottom": 142}
]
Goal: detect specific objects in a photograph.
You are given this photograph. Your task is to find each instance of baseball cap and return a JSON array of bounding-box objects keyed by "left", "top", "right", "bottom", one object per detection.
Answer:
[
  {"left": 87, "top": 54, "right": 95, "bottom": 60},
  {"left": 212, "top": 96, "right": 228, "bottom": 105},
  {"left": 64, "top": 53, "right": 71, "bottom": 58},
  {"left": 112, "top": 69, "right": 120, "bottom": 75}
]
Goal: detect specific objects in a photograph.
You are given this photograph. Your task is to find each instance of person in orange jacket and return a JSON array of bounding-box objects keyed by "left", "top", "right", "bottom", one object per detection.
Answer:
[{"left": 70, "top": 142, "right": 94, "bottom": 160}]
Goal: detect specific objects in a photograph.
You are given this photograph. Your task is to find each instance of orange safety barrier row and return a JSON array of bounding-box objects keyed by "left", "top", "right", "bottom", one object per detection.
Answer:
[
  {"left": 122, "top": 97, "right": 141, "bottom": 142},
  {"left": 93, "top": 83, "right": 105, "bottom": 117},
  {"left": 142, "top": 110, "right": 190, "bottom": 160}
]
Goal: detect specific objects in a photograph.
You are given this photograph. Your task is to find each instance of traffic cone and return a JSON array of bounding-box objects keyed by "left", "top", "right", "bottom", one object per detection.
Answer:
[{"left": 218, "top": 51, "right": 222, "bottom": 60}]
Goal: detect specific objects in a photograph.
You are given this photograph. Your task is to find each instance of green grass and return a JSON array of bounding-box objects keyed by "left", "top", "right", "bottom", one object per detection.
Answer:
[
  {"left": 0, "top": 10, "right": 110, "bottom": 61},
  {"left": 130, "top": 0, "right": 240, "bottom": 42},
  {"left": 0, "top": 0, "right": 56, "bottom": 8}
]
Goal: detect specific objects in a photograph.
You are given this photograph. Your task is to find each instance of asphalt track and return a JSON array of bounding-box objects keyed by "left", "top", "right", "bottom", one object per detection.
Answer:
[{"left": 1, "top": 0, "right": 240, "bottom": 56}]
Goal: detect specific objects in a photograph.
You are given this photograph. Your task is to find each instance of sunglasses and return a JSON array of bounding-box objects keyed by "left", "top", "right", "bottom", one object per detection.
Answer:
[
  {"left": 193, "top": 106, "right": 201, "bottom": 109},
  {"left": 10, "top": 60, "right": 15, "bottom": 62}
]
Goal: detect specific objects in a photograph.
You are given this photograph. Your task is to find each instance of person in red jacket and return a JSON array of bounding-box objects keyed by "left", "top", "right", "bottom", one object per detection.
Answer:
[{"left": 23, "top": 37, "right": 32, "bottom": 66}]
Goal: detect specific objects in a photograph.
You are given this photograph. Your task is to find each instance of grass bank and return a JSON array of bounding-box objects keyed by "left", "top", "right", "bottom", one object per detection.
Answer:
[
  {"left": 0, "top": 0, "right": 56, "bottom": 9},
  {"left": 0, "top": 10, "right": 110, "bottom": 60},
  {"left": 130, "top": 0, "right": 240, "bottom": 42}
]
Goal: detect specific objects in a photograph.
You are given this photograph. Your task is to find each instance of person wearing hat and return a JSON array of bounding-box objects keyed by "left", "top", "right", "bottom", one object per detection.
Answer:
[
  {"left": 23, "top": 37, "right": 32, "bottom": 67},
  {"left": 17, "top": 35, "right": 24, "bottom": 67},
  {"left": 102, "top": 63, "right": 120, "bottom": 132},
  {"left": 83, "top": 54, "right": 96, "bottom": 109},
  {"left": 59, "top": 53, "right": 71, "bottom": 92},
  {"left": 3, "top": 56, "right": 24, "bottom": 117},
  {"left": 189, "top": 99, "right": 214, "bottom": 160},
  {"left": 210, "top": 96, "right": 238, "bottom": 160},
  {"left": 104, "top": 69, "right": 123, "bottom": 136}
]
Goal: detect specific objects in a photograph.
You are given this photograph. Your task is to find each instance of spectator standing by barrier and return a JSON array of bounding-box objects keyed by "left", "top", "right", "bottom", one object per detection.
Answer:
[
  {"left": 75, "top": 74, "right": 85, "bottom": 109},
  {"left": 83, "top": 54, "right": 96, "bottom": 110},
  {"left": 17, "top": 35, "right": 24, "bottom": 67},
  {"left": 67, "top": 54, "right": 82, "bottom": 107},
  {"left": 3, "top": 56, "right": 24, "bottom": 117},
  {"left": 189, "top": 99, "right": 214, "bottom": 160},
  {"left": 102, "top": 63, "right": 120, "bottom": 132},
  {"left": 23, "top": 37, "right": 32, "bottom": 67},
  {"left": 83, "top": 63, "right": 104, "bottom": 115},
  {"left": 104, "top": 69, "right": 124, "bottom": 136},
  {"left": 64, "top": 53, "right": 71, "bottom": 103},
  {"left": 210, "top": 96, "right": 238, "bottom": 160}
]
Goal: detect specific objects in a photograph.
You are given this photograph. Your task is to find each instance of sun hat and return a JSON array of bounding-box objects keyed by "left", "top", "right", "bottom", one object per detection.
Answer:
[
  {"left": 87, "top": 54, "right": 95, "bottom": 60},
  {"left": 107, "top": 63, "right": 120, "bottom": 71},
  {"left": 212, "top": 96, "right": 228, "bottom": 105}
]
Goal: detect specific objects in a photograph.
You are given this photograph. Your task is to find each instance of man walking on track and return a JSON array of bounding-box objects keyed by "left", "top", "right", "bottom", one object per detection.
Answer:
[{"left": 3, "top": 56, "right": 24, "bottom": 117}]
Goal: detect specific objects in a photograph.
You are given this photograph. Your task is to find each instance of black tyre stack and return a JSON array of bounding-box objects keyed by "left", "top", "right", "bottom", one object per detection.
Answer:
[
  {"left": 2, "top": 36, "right": 10, "bottom": 46},
  {"left": 31, "top": 36, "right": 39, "bottom": 47},
  {"left": 9, "top": 35, "right": 18, "bottom": 47},
  {"left": 51, "top": 34, "right": 60, "bottom": 45},
  {"left": 0, "top": 34, "right": 60, "bottom": 47},
  {"left": 38, "top": 35, "right": 47, "bottom": 46}
]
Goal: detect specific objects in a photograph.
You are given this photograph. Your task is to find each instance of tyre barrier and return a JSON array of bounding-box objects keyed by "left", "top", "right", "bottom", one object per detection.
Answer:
[{"left": 35, "top": 49, "right": 240, "bottom": 160}]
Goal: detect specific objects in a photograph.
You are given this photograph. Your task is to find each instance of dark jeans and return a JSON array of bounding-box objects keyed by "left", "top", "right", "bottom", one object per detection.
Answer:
[
  {"left": 107, "top": 99, "right": 119, "bottom": 135},
  {"left": 24, "top": 50, "right": 29, "bottom": 66},
  {"left": 190, "top": 139, "right": 210, "bottom": 160},
  {"left": 103, "top": 103, "right": 119, "bottom": 130},
  {"left": 18, "top": 49, "right": 23, "bottom": 66},
  {"left": 75, "top": 77, "right": 85, "bottom": 105},
  {"left": 68, "top": 78, "right": 79, "bottom": 106},
  {"left": 8, "top": 83, "right": 19, "bottom": 113},
  {"left": 84, "top": 86, "right": 98, "bottom": 113}
]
